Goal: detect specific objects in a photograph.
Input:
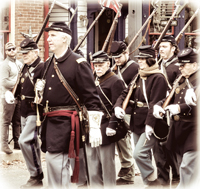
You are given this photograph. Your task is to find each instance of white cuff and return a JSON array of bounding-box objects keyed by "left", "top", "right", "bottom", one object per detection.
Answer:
[{"left": 88, "top": 111, "right": 103, "bottom": 129}]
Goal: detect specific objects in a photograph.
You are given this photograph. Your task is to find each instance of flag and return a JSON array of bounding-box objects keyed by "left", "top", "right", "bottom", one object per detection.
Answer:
[{"left": 98, "top": 0, "right": 121, "bottom": 16}]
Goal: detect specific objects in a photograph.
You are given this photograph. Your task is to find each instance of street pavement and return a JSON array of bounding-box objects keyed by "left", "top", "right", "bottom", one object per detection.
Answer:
[
  {"left": 0, "top": 141, "right": 145, "bottom": 189},
  {"left": 0, "top": 127, "right": 146, "bottom": 189}
]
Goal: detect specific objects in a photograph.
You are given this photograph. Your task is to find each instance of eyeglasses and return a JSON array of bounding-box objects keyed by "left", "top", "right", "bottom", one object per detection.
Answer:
[{"left": 7, "top": 48, "right": 16, "bottom": 52}]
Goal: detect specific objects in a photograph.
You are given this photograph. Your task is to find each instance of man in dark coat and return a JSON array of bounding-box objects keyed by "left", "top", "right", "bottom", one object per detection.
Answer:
[
  {"left": 153, "top": 35, "right": 181, "bottom": 187},
  {"left": 35, "top": 22, "right": 102, "bottom": 189},
  {"left": 153, "top": 48, "right": 199, "bottom": 188},
  {"left": 86, "top": 50, "right": 126, "bottom": 188},
  {"left": 109, "top": 41, "right": 139, "bottom": 185},
  {"left": 114, "top": 45, "right": 168, "bottom": 187},
  {"left": 16, "top": 38, "right": 44, "bottom": 188}
]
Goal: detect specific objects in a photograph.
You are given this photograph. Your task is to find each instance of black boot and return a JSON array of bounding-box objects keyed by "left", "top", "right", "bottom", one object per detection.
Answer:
[
  {"left": 20, "top": 172, "right": 44, "bottom": 188},
  {"left": 14, "top": 141, "right": 20, "bottom": 150}
]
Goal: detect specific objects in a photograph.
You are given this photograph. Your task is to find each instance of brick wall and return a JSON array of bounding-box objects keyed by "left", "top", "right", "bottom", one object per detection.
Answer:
[{"left": 15, "top": 0, "right": 45, "bottom": 61}]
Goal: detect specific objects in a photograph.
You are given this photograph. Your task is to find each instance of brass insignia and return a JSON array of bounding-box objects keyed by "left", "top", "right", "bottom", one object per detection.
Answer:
[
  {"left": 21, "top": 78, "right": 24, "bottom": 83},
  {"left": 76, "top": 58, "right": 86, "bottom": 64},
  {"left": 175, "top": 87, "right": 180, "bottom": 94},
  {"left": 174, "top": 115, "right": 180, "bottom": 121}
]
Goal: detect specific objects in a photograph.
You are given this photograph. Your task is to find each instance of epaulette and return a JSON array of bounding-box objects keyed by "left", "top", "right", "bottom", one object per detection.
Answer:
[{"left": 76, "top": 58, "right": 86, "bottom": 64}]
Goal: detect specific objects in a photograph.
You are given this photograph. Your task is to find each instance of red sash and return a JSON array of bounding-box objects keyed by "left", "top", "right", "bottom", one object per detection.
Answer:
[{"left": 44, "top": 110, "right": 80, "bottom": 183}]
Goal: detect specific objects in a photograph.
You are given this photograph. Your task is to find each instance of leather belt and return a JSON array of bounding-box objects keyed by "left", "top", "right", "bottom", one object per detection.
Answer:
[
  {"left": 129, "top": 100, "right": 148, "bottom": 108},
  {"left": 44, "top": 105, "right": 77, "bottom": 113},
  {"left": 21, "top": 95, "right": 34, "bottom": 100},
  {"left": 173, "top": 115, "right": 193, "bottom": 122}
]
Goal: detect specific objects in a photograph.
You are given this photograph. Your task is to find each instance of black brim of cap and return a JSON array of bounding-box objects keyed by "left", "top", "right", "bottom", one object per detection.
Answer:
[
  {"left": 175, "top": 62, "right": 185, "bottom": 66},
  {"left": 134, "top": 55, "right": 150, "bottom": 58}
]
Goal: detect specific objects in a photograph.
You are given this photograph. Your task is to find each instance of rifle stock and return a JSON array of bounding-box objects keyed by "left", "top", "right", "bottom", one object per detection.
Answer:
[
  {"left": 175, "top": 7, "right": 200, "bottom": 44},
  {"left": 153, "top": 1, "right": 181, "bottom": 50},
  {"left": 101, "top": 4, "right": 122, "bottom": 53},
  {"left": 127, "top": 5, "right": 158, "bottom": 51},
  {"left": 73, "top": 7, "right": 106, "bottom": 52},
  {"left": 122, "top": 74, "right": 139, "bottom": 110},
  {"left": 35, "top": 0, "right": 56, "bottom": 44},
  {"left": 160, "top": 74, "right": 183, "bottom": 116}
]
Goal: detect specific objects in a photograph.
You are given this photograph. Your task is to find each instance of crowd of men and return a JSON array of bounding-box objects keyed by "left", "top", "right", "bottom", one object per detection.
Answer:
[{"left": 0, "top": 21, "right": 199, "bottom": 189}]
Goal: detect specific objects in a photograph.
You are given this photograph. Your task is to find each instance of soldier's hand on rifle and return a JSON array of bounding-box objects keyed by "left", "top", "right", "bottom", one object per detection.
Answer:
[
  {"left": 153, "top": 105, "right": 165, "bottom": 119},
  {"left": 106, "top": 127, "right": 116, "bottom": 136},
  {"left": 114, "top": 107, "right": 125, "bottom": 119},
  {"left": 145, "top": 125, "right": 153, "bottom": 140},
  {"left": 165, "top": 104, "right": 180, "bottom": 116},
  {"left": 88, "top": 111, "right": 103, "bottom": 148},
  {"left": 185, "top": 88, "right": 197, "bottom": 106}
]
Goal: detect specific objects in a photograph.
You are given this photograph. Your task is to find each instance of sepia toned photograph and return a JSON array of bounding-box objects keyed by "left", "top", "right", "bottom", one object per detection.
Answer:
[{"left": 0, "top": 0, "right": 200, "bottom": 188}]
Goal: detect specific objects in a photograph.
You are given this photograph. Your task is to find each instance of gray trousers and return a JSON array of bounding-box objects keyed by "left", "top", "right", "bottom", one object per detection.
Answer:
[
  {"left": 116, "top": 131, "right": 135, "bottom": 181},
  {"left": 133, "top": 132, "right": 156, "bottom": 184},
  {"left": 1, "top": 98, "right": 20, "bottom": 146},
  {"left": 19, "top": 116, "right": 43, "bottom": 177},
  {"left": 86, "top": 143, "right": 116, "bottom": 189},
  {"left": 46, "top": 152, "right": 72, "bottom": 189},
  {"left": 177, "top": 151, "right": 199, "bottom": 189}
]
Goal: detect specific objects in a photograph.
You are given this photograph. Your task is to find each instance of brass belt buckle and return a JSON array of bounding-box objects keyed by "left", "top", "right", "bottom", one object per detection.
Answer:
[
  {"left": 21, "top": 95, "right": 25, "bottom": 100},
  {"left": 174, "top": 115, "right": 180, "bottom": 121},
  {"left": 137, "top": 101, "right": 143, "bottom": 107}
]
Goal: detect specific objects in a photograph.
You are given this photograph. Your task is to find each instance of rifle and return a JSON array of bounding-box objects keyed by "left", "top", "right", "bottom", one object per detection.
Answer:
[
  {"left": 175, "top": 7, "right": 200, "bottom": 44},
  {"left": 68, "top": 7, "right": 78, "bottom": 26},
  {"left": 101, "top": 4, "right": 122, "bottom": 53},
  {"left": 122, "top": 74, "right": 139, "bottom": 110},
  {"left": 153, "top": 0, "right": 181, "bottom": 50},
  {"left": 111, "top": 2, "right": 159, "bottom": 71},
  {"left": 127, "top": 2, "right": 159, "bottom": 51},
  {"left": 160, "top": 74, "right": 183, "bottom": 116},
  {"left": 73, "top": 7, "right": 106, "bottom": 52},
  {"left": 35, "top": 0, "right": 56, "bottom": 43}
]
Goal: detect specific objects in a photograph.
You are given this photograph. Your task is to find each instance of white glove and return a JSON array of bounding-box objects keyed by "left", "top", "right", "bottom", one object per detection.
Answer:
[
  {"left": 88, "top": 111, "right": 103, "bottom": 148},
  {"left": 185, "top": 88, "right": 197, "bottom": 106},
  {"left": 5, "top": 90, "right": 15, "bottom": 104},
  {"left": 35, "top": 79, "right": 46, "bottom": 92},
  {"left": 106, "top": 127, "right": 116, "bottom": 136},
  {"left": 153, "top": 105, "right": 165, "bottom": 119},
  {"left": 34, "top": 79, "right": 46, "bottom": 104},
  {"left": 114, "top": 107, "right": 125, "bottom": 119},
  {"left": 165, "top": 104, "right": 180, "bottom": 115},
  {"left": 145, "top": 125, "right": 153, "bottom": 140}
]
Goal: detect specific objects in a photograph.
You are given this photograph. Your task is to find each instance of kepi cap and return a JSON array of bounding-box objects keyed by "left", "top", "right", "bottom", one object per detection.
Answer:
[
  {"left": 44, "top": 22, "right": 72, "bottom": 36},
  {"left": 175, "top": 48, "right": 198, "bottom": 66},
  {"left": 19, "top": 38, "right": 38, "bottom": 53},
  {"left": 110, "top": 41, "right": 127, "bottom": 58},
  {"left": 5, "top": 42, "right": 16, "bottom": 50},
  {"left": 160, "top": 35, "right": 176, "bottom": 45},
  {"left": 91, "top": 51, "right": 109, "bottom": 63},
  {"left": 135, "top": 45, "right": 155, "bottom": 58}
]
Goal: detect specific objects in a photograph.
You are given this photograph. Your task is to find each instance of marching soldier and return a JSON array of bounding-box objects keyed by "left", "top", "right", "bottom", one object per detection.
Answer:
[
  {"left": 153, "top": 48, "right": 199, "bottom": 188},
  {"left": 87, "top": 50, "right": 126, "bottom": 188},
  {"left": 17, "top": 38, "right": 44, "bottom": 188},
  {"left": 153, "top": 35, "right": 180, "bottom": 186},
  {"left": 0, "top": 42, "right": 22, "bottom": 154},
  {"left": 114, "top": 45, "right": 168, "bottom": 187},
  {"left": 35, "top": 22, "right": 102, "bottom": 188},
  {"left": 110, "top": 41, "right": 139, "bottom": 185}
]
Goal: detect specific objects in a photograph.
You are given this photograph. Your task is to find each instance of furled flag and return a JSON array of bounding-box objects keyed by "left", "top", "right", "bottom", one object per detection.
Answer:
[{"left": 98, "top": 0, "right": 121, "bottom": 16}]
